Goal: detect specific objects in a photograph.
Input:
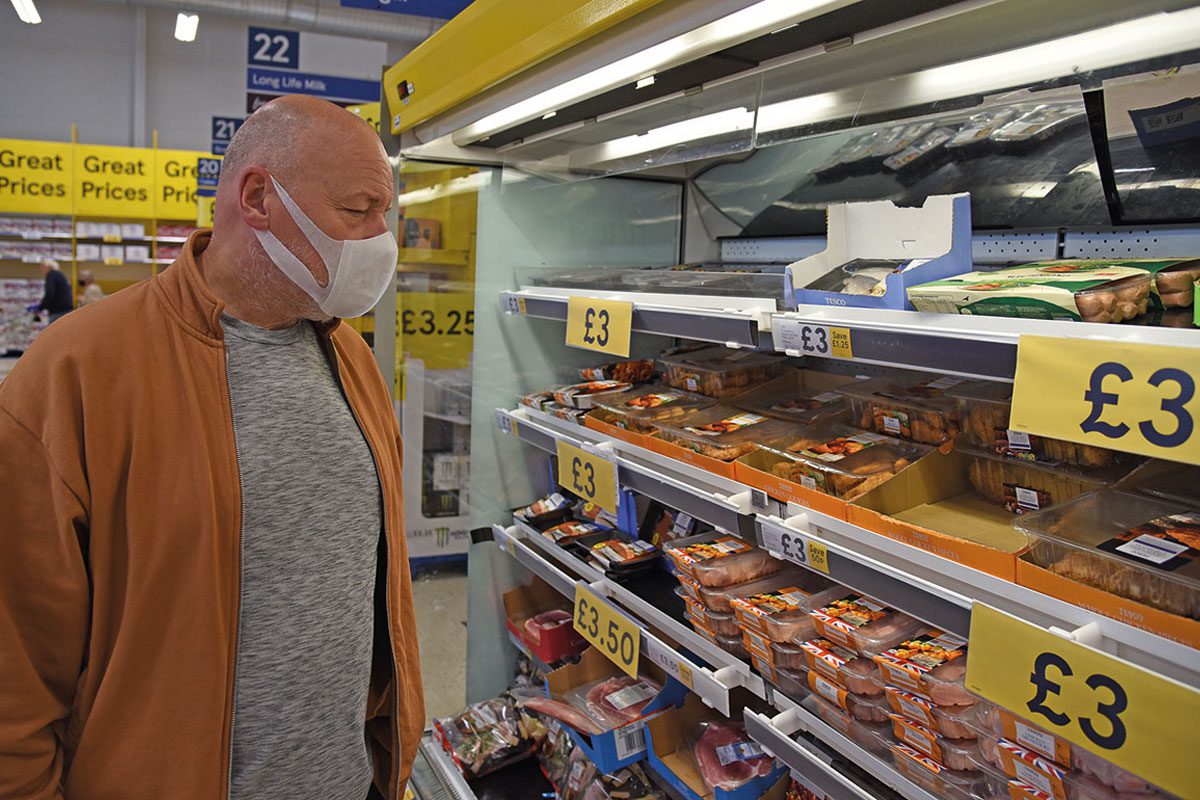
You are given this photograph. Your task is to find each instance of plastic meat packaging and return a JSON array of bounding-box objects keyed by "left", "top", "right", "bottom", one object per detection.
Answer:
[
  {"left": 961, "top": 445, "right": 1125, "bottom": 515},
  {"left": 565, "top": 675, "right": 663, "bottom": 729},
  {"left": 653, "top": 405, "right": 798, "bottom": 462},
  {"left": 658, "top": 346, "right": 785, "bottom": 398},
  {"left": 991, "top": 103, "right": 1086, "bottom": 147},
  {"left": 761, "top": 424, "right": 930, "bottom": 500},
  {"left": 553, "top": 380, "right": 634, "bottom": 409},
  {"left": 871, "top": 629, "right": 972, "bottom": 704},
  {"left": 730, "top": 368, "right": 855, "bottom": 426},
  {"left": 592, "top": 383, "right": 716, "bottom": 433},
  {"left": 947, "top": 108, "right": 1019, "bottom": 150},
  {"left": 1014, "top": 490, "right": 1200, "bottom": 620},
  {"left": 891, "top": 742, "right": 1011, "bottom": 800},
  {"left": 587, "top": 538, "right": 660, "bottom": 577},
  {"left": 433, "top": 697, "right": 538, "bottom": 779},
  {"left": 690, "top": 719, "right": 777, "bottom": 791},
  {"left": 669, "top": 535, "right": 784, "bottom": 588},
  {"left": 889, "top": 714, "right": 987, "bottom": 771},
  {"left": 515, "top": 491, "right": 575, "bottom": 528},
  {"left": 579, "top": 359, "right": 655, "bottom": 385},
  {"left": 809, "top": 593, "right": 923, "bottom": 655},
  {"left": 808, "top": 696, "right": 896, "bottom": 757},
  {"left": 837, "top": 372, "right": 965, "bottom": 445},
  {"left": 799, "top": 637, "right": 884, "bottom": 695},
  {"left": 524, "top": 610, "right": 574, "bottom": 645},
  {"left": 513, "top": 691, "right": 605, "bottom": 736},
  {"left": 885, "top": 686, "right": 988, "bottom": 739},
  {"left": 730, "top": 579, "right": 841, "bottom": 641},
  {"left": 544, "top": 520, "right": 612, "bottom": 544},
  {"left": 699, "top": 567, "right": 815, "bottom": 613}
]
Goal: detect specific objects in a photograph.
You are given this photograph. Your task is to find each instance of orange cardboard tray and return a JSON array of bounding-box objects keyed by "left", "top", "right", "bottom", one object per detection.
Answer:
[
  {"left": 733, "top": 450, "right": 851, "bottom": 521},
  {"left": 646, "top": 433, "right": 739, "bottom": 480},
  {"left": 583, "top": 410, "right": 652, "bottom": 449}
]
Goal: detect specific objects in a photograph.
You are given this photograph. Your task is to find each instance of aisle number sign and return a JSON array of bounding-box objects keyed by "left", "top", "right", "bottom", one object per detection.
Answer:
[
  {"left": 565, "top": 296, "right": 633, "bottom": 357},
  {"left": 966, "top": 603, "right": 1200, "bottom": 798},
  {"left": 573, "top": 582, "right": 639, "bottom": 677},
  {"left": 555, "top": 439, "right": 618, "bottom": 514},
  {"left": 0, "top": 138, "right": 71, "bottom": 214},
  {"left": 1011, "top": 335, "right": 1200, "bottom": 465}
]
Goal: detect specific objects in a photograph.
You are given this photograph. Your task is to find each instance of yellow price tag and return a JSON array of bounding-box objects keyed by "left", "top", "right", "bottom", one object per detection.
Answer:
[
  {"left": 769, "top": 527, "right": 830, "bottom": 575},
  {"left": 565, "top": 296, "right": 632, "bottom": 357},
  {"left": 556, "top": 439, "right": 619, "bottom": 514},
  {"left": 102, "top": 257, "right": 123, "bottom": 266},
  {"left": 574, "top": 582, "right": 639, "bottom": 677},
  {"left": 1011, "top": 335, "right": 1200, "bottom": 465},
  {"left": 965, "top": 603, "right": 1200, "bottom": 798},
  {"left": 777, "top": 320, "right": 853, "bottom": 359},
  {"left": 102, "top": 234, "right": 122, "bottom": 243}
]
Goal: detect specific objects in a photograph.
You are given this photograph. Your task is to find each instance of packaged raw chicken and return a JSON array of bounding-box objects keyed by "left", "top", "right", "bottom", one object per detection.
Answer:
[
  {"left": 885, "top": 686, "right": 988, "bottom": 739},
  {"left": 1070, "top": 744, "right": 1160, "bottom": 795},
  {"left": 761, "top": 424, "right": 930, "bottom": 500},
  {"left": 658, "top": 346, "right": 785, "bottom": 398},
  {"left": 553, "top": 380, "right": 634, "bottom": 409},
  {"left": 891, "top": 742, "right": 1012, "bottom": 800},
  {"left": 772, "top": 664, "right": 811, "bottom": 699},
  {"left": 433, "top": 697, "right": 539, "bottom": 779},
  {"left": 837, "top": 372, "right": 965, "bottom": 445},
  {"left": 809, "top": 697, "right": 896, "bottom": 757},
  {"left": 950, "top": 381, "right": 1120, "bottom": 468},
  {"left": 799, "top": 637, "right": 884, "bottom": 695},
  {"left": 871, "top": 629, "right": 971, "bottom": 703},
  {"left": 730, "top": 580, "right": 841, "bottom": 641},
  {"left": 701, "top": 566, "right": 818, "bottom": 613},
  {"left": 578, "top": 359, "right": 656, "bottom": 384},
  {"left": 982, "top": 706, "right": 1072, "bottom": 766},
  {"left": 691, "top": 719, "right": 777, "bottom": 791},
  {"left": 653, "top": 405, "right": 797, "bottom": 462},
  {"left": 566, "top": 675, "right": 662, "bottom": 729},
  {"left": 962, "top": 446, "right": 1125, "bottom": 515},
  {"left": 889, "top": 714, "right": 986, "bottom": 771},
  {"left": 669, "top": 535, "right": 783, "bottom": 588},
  {"left": 682, "top": 596, "right": 741, "bottom": 637},
  {"left": 730, "top": 368, "right": 855, "bottom": 426},
  {"left": 1014, "top": 490, "right": 1200, "bottom": 620},
  {"left": 809, "top": 593, "right": 923, "bottom": 654},
  {"left": 592, "top": 383, "right": 716, "bottom": 433},
  {"left": 716, "top": 631, "right": 751, "bottom": 659},
  {"left": 515, "top": 491, "right": 575, "bottom": 528}
]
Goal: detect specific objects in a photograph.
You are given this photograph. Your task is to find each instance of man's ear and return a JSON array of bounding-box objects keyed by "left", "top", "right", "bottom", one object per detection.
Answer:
[{"left": 239, "top": 167, "right": 271, "bottom": 231}]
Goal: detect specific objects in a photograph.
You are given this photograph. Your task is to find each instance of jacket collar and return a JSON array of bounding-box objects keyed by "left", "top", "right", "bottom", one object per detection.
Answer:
[{"left": 152, "top": 229, "right": 340, "bottom": 345}]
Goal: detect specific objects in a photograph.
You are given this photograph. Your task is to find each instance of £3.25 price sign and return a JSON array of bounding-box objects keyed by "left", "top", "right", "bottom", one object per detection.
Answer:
[
  {"left": 966, "top": 603, "right": 1200, "bottom": 797},
  {"left": 574, "top": 582, "right": 640, "bottom": 677},
  {"left": 1011, "top": 335, "right": 1200, "bottom": 465},
  {"left": 555, "top": 439, "right": 619, "bottom": 514},
  {"left": 565, "top": 296, "right": 633, "bottom": 357}
]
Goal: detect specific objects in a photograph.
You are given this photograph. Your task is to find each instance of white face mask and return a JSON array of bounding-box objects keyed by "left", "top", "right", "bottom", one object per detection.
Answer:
[{"left": 254, "top": 176, "right": 397, "bottom": 318}]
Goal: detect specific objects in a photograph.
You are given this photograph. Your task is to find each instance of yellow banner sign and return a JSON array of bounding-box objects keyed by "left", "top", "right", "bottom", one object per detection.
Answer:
[
  {"left": 574, "top": 582, "right": 639, "bottom": 677},
  {"left": 0, "top": 138, "right": 72, "bottom": 214},
  {"left": 555, "top": 439, "right": 618, "bottom": 514},
  {"left": 565, "top": 295, "right": 633, "bottom": 357},
  {"left": 1011, "top": 335, "right": 1200, "bottom": 465},
  {"left": 347, "top": 102, "right": 381, "bottom": 132},
  {"left": 398, "top": 291, "right": 475, "bottom": 371},
  {"left": 966, "top": 603, "right": 1200, "bottom": 798},
  {"left": 154, "top": 149, "right": 202, "bottom": 219},
  {"left": 73, "top": 144, "right": 154, "bottom": 217}
]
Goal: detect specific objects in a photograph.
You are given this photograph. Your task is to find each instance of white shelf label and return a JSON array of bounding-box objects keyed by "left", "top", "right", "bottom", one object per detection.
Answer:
[
  {"left": 774, "top": 319, "right": 853, "bottom": 359},
  {"left": 643, "top": 637, "right": 695, "bottom": 691},
  {"left": 496, "top": 410, "right": 514, "bottom": 435},
  {"left": 760, "top": 525, "right": 830, "bottom": 574}
]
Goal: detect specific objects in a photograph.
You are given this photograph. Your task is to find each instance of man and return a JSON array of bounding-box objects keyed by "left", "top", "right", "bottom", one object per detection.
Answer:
[
  {"left": 0, "top": 96, "right": 423, "bottom": 800},
  {"left": 75, "top": 270, "right": 105, "bottom": 307},
  {"left": 32, "top": 259, "right": 72, "bottom": 323}
]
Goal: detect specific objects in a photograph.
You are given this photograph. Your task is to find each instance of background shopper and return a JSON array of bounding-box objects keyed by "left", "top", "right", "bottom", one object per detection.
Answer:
[
  {"left": 76, "top": 270, "right": 105, "bottom": 307},
  {"left": 32, "top": 258, "right": 72, "bottom": 323}
]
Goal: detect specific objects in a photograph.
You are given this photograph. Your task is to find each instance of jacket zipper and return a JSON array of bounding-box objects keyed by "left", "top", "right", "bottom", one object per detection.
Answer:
[
  {"left": 223, "top": 343, "right": 246, "bottom": 800},
  {"left": 326, "top": 341, "right": 403, "bottom": 800}
]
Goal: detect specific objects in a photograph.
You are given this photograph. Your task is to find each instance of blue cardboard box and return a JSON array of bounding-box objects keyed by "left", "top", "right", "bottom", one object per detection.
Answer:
[
  {"left": 787, "top": 193, "right": 972, "bottom": 311},
  {"left": 645, "top": 696, "right": 788, "bottom": 800},
  {"left": 545, "top": 647, "right": 688, "bottom": 774}
]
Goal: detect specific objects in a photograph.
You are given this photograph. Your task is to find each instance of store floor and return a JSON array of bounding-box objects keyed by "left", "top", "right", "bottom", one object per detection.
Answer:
[{"left": 411, "top": 566, "right": 468, "bottom": 724}]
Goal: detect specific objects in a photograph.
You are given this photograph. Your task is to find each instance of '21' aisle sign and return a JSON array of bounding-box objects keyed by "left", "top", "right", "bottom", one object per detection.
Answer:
[{"left": 1010, "top": 335, "right": 1200, "bottom": 465}]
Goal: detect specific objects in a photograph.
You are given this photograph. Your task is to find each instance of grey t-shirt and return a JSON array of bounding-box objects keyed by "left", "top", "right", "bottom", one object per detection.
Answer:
[{"left": 222, "top": 314, "right": 382, "bottom": 800}]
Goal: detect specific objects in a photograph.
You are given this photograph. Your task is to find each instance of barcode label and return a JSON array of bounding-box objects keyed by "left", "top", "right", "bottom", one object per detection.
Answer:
[{"left": 615, "top": 721, "right": 647, "bottom": 761}]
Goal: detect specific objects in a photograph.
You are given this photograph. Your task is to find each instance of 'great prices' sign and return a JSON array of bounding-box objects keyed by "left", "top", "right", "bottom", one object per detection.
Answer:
[
  {"left": 0, "top": 139, "right": 72, "bottom": 214},
  {"left": 73, "top": 144, "right": 154, "bottom": 217}
]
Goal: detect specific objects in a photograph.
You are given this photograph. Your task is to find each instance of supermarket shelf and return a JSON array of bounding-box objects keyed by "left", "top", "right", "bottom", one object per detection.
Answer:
[
  {"left": 505, "top": 628, "right": 556, "bottom": 674},
  {"left": 425, "top": 410, "right": 472, "bottom": 425},
  {"left": 494, "top": 523, "right": 760, "bottom": 716},
  {"left": 497, "top": 406, "right": 756, "bottom": 538},
  {"left": 413, "top": 736, "right": 477, "bottom": 800},
  {"left": 399, "top": 247, "right": 471, "bottom": 266},
  {"left": 771, "top": 305, "right": 1200, "bottom": 380},
  {"left": 500, "top": 287, "right": 776, "bottom": 348},
  {"left": 0, "top": 231, "right": 75, "bottom": 240}
]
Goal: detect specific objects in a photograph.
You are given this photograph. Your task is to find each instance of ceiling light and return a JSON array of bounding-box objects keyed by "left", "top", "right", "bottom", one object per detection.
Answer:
[
  {"left": 174, "top": 12, "right": 199, "bottom": 42},
  {"left": 10, "top": 0, "right": 40, "bottom": 24},
  {"left": 636, "top": 76, "right": 656, "bottom": 89}
]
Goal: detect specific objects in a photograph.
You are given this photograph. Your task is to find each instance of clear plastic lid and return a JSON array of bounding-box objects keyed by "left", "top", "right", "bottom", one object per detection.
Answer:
[
  {"left": 960, "top": 445, "right": 1129, "bottom": 515},
  {"left": 716, "top": 631, "right": 751, "bottom": 659},
  {"left": 1131, "top": 463, "right": 1200, "bottom": 505},
  {"left": 885, "top": 685, "right": 991, "bottom": 739},
  {"left": 563, "top": 674, "right": 663, "bottom": 730},
  {"left": 551, "top": 380, "right": 634, "bottom": 409},
  {"left": 767, "top": 641, "right": 808, "bottom": 672},
  {"left": 653, "top": 405, "right": 800, "bottom": 462},
  {"left": 837, "top": 372, "right": 966, "bottom": 444},
  {"left": 619, "top": 270, "right": 744, "bottom": 291},
  {"left": 891, "top": 742, "right": 1011, "bottom": 800},
  {"left": 730, "top": 369, "right": 855, "bottom": 426},
  {"left": 658, "top": 346, "right": 786, "bottom": 398},
  {"left": 592, "top": 383, "right": 716, "bottom": 424},
  {"left": 809, "top": 594, "right": 924, "bottom": 655},
  {"left": 701, "top": 566, "right": 818, "bottom": 613},
  {"left": 704, "top": 608, "right": 741, "bottom": 637},
  {"left": 759, "top": 423, "right": 931, "bottom": 500},
  {"left": 947, "top": 107, "right": 1019, "bottom": 148},
  {"left": 729, "top": 581, "right": 842, "bottom": 642},
  {"left": 889, "top": 714, "right": 987, "bottom": 772},
  {"left": 1014, "top": 490, "right": 1200, "bottom": 620},
  {"left": 871, "top": 629, "right": 970, "bottom": 702},
  {"left": 671, "top": 535, "right": 784, "bottom": 588},
  {"left": 799, "top": 638, "right": 884, "bottom": 696}
]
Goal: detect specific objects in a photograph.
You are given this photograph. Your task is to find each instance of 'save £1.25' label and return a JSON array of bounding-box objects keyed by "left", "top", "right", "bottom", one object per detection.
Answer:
[{"left": 965, "top": 603, "right": 1200, "bottom": 798}]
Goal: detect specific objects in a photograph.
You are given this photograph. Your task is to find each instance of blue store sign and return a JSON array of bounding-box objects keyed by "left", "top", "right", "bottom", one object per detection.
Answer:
[{"left": 340, "top": 0, "right": 472, "bottom": 20}]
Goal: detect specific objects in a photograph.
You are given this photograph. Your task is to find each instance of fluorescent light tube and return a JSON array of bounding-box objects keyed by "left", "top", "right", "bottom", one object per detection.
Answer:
[
  {"left": 10, "top": 0, "right": 41, "bottom": 24},
  {"left": 636, "top": 76, "right": 656, "bottom": 89},
  {"left": 175, "top": 12, "right": 199, "bottom": 42},
  {"left": 573, "top": 107, "right": 754, "bottom": 166}
]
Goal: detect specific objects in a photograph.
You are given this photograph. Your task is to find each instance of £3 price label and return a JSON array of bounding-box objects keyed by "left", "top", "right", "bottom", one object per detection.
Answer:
[
  {"left": 965, "top": 603, "right": 1200, "bottom": 798},
  {"left": 775, "top": 318, "right": 853, "bottom": 359},
  {"left": 760, "top": 525, "right": 830, "bottom": 575},
  {"left": 555, "top": 439, "right": 619, "bottom": 513},
  {"left": 565, "top": 296, "right": 633, "bottom": 357},
  {"left": 574, "top": 582, "right": 640, "bottom": 677},
  {"left": 1011, "top": 335, "right": 1200, "bottom": 465}
]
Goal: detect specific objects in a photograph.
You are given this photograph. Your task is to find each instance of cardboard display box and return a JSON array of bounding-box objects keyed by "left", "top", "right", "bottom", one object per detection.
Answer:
[
  {"left": 847, "top": 449, "right": 1032, "bottom": 580},
  {"left": 584, "top": 409, "right": 653, "bottom": 449},
  {"left": 546, "top": 647, "right": 688, "bottom": 774},
  {"left": 786, "top": 193, "right": 972, "bottom": 311},
  {"left": 647, "top": 433, "right": 741, "bottom": 481},
  {"left": 503, "top": 577, "right": 587, "bottom": 665},
  {"left": 733, "top": 448, "right": 852, "bottom": 521}
]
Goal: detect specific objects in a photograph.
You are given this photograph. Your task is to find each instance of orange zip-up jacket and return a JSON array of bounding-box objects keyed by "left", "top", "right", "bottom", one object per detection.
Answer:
[{"left": 0, "top": 232, "right": 423, "bottom": 800}]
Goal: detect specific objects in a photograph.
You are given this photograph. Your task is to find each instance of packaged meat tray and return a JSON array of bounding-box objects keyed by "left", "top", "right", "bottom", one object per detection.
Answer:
[
  {"left": 592, "top": 383, "right": 716, "bottom": 433},
  {"left": 961, "top": 445, "right": 1125, "bottom": 515},
  {"left": 515, "top": 491, "right": 575, "bottom": 528},
  {"left": 837, "top": 372, "right": 965, "bottom": 445},
  {"left": 803, "top": 258, "right": 911, "bottom": 298},
  {"left": 978, "top": 737, "right": 1155, "bottom": 800},
  {"left": 433, "top": 698, "right": 539, "bottom": 779},
  {"left": 759, "top": 424, "right": 930, "bottom": 500},
  {"left": 891, "top": 742, "right": 1011, "bottom": 800},
  {"left": 885, "top": 686, "right": 987, "bottom": 739},
  {"left": 515, "top": 692, "right": 606, "bottom": 735},
  {"left": 1014, "top": 490, "right": 1200, "bottom": 620},
  {"left": 946, "top": 108, "right": 1019, "bottom": 151},
  {"left": 544, "top": 520, "right": 611, "bottom": 544},
  {"left": 653, "top": 406, "right": 798, "bottom": 462},
  {"left": 690, "top": 719, "right": 778, "bottom": 792},
  {"left": 523, "top": 610, "right": 578, "bottom": 649},
  {"left": 729, "top": 579, "right": 841, "bottom": 641},
  {"left": 552, "top": 380, "right": 634, "bottom": 409},
  {"left": 950, "top": 380, "right": 1120, "bottom": 468},
  {"left": 565, "top": 674, "right": 663, "bottom": 729},
  {"left": 808, "top": 696, "right": 896, "bottom": 757},
  {"left": 586, "top": 538, "right": 660, "bottom": 578},
  {"left": 729, "top": 368, "right": 855, "bottom": 426},
  {"left": 809, "top": 593, "right": 924, "bottom": 655},
  {"left": 883, "top": 127, "right": 954, "bottom": 172},
  {"left": 669, "top": 535, "right": 784, "bottom": 588},
  {"left": 579, "top": 359, "right": 655, "bottom": 384},
  {"left": 682, "top": 596, "right": 741, "bottom": 637},
  {"left": 620, "top": 269, "right": 744, "bottom": 294},
  {"left": 799, "top": 637, "right": 885, "bottom": 695},
  {"left": 658, "top": 346, "right": 785, "bottom": 398},
  {"left": 871, "top": 629, "right": 971, "bottom": 704},
  {"left": 870, "top": 122, "right": 936, "bottom": 159},
  {"left": 889, "top": 714, "right": 986, "bottom": 771},
  {"left": 982, "top": 705, "right": 1072, "bottom": 766},
  {"left": 521, "top": 390, "right": 556, "bottom": 411},
  {"left": 699, "top": 567, "right": 815, "bottom": 613},
  {"left": 991, "top": 103, "right": 1086, "bottom": 147},
  {"left": 907, "top": 262, "right": 1153, "bottom": 323},
  {"left": 772, "top": 664, "right": 812, "bottom": 699}
]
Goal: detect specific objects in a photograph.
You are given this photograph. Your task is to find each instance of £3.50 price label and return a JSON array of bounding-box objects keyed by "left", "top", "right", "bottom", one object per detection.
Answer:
[
  {"left": 1011, "top": 335, "right": 1200, "bottom": 465},
  {"left": 555, "top": 439, "right": 619, "bottom": 514},
  {"left": 774, "top": 318, "right": 853, "bottom": 360},
  {"left": 565, "top": 296, "right": 633, "bottom": 357},
  {"left": 574, "top": 582, "right": 640, "bottom": 677},
  {"left": 965, "top": 603, "right": 1200, "bottom": 798},
  {"left": 759, "top": 524, "right": 830, "bottom": 575}
]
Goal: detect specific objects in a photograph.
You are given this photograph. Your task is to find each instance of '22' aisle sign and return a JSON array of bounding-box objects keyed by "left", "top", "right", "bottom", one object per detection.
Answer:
[{"left": 1010, "top": 335, "right": 1200, "bottom": 465}]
